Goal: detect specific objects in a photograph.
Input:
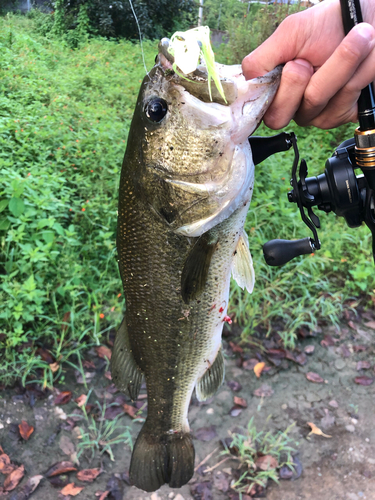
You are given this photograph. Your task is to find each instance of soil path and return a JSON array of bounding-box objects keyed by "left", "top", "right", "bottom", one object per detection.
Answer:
[{"left": 1, "top": 315, "right": 375, "bottom": 500}]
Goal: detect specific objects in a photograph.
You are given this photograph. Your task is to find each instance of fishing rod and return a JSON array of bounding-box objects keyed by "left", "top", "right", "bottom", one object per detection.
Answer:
[{"left": 249, "top": 0, "right": 375, "bottom": 266}]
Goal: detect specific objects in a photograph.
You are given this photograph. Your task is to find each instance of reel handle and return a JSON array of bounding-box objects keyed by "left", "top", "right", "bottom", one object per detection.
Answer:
[{"left": 263, "top": 238, "right": 315, "bottom": 267}]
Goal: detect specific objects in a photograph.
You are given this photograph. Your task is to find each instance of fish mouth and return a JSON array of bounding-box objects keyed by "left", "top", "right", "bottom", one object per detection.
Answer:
[{"left": 157, "top": 37, "right": 240, "bottom": 105}]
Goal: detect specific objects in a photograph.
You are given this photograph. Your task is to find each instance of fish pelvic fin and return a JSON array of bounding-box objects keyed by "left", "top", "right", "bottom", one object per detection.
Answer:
[
  {"left": 181, "top": 231, "right": 218, "bottom": 304},
  {"left": 231, "top": 230, "right": 255, "bottom": 294},
  {"left": 129, "top": 424, "right": 195, "bottom": 492},
  {"left": 110, "top": 317, "right": 143, "bottom": 401},
  {"left": 196, "top": 346, "right": 225, "bottom": 401}
]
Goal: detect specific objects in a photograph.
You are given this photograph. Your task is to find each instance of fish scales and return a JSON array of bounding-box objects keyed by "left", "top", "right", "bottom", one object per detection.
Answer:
[{"left": 111, "top": 39, "right": 281, "bottom": 492}]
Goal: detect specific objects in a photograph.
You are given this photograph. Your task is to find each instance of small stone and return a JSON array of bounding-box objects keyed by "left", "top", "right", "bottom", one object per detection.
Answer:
[
  {"left": 306, "top": 392, "right": 322, "bottom": 403},
  {"left": 168, "top": 494, "right": 175, "bottom": 499},
  {"left": 335, "top": 359, "right": 346, "bottom": 370},
  {"left": 174, "top": 495, "right": 185, "bottom": 500},
  {"left": 281, "top": 404, "right": 288, "bottom": 410},
  {"left": 346, "top": 425, "right": 355, "bottom": 433},
  {"left": 206, "top": 408, "right": 214, "bottom": 415},
  {"left": 304, "top": 345, "right": 315, "bottom": 355},
  {"left": 365, "top": 438, "right": 370, "bottom": 442},
  {"left": 328, "top": 400, "right": 339, "bottom": 408},
  {"left": 351, "top": 418, "right": 358, "bottom": 425},
  {"left": 346, "top": 493, "right": 359, "bottom": 500}
]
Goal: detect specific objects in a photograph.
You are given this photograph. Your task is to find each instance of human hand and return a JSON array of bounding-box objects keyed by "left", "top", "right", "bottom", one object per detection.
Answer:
[{"left": 242, "top": 0, "right": 375, "bottom": 129}]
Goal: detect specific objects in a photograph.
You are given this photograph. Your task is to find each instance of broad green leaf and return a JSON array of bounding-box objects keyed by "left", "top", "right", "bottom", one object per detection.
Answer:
[
  {"left": 0, "top": 217, "right": 10, "bottom": 231},
  {"left": 0, "top": 199, "right": 8, "bottom": 212},
  {"left": 9, "top": 197, "right": 25, "bottom": 217}
]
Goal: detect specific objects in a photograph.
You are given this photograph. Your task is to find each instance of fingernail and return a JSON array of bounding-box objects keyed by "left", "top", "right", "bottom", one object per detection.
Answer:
[
  {"left": 356, "top": 23, "right": 375, "bottom": 42},
  {"left": 293, "top": 59, "right": 313, "bottom": 70}
]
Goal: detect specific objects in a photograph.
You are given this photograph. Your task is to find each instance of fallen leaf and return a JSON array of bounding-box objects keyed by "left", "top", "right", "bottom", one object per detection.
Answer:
[
  {"left": 304, "top": 345, "right": 315, "bottom": 355},
  {"left": 48, "top": 475, "right": 71, "bottom": 488},
  {"left": 356, "top": 361, "right": 371, "bottom": 371},
  {"left": 348, "top": 320, "right": 358, "bottom": 331},
  {"left": 307, "top": 422, "right": 331, "bottom": 438},
  {"left": 45, "top": 461, "right": 77, "bottom": 478},
  {"left": 253, "top": 384, "right": 274, "bottom": 398},
  {"left": 255, "top": 454, "right": 278, "bottom": 471},
  {"left": 320, "top": 335, "right": 336, "bottom": 347},
  {"left": 4, "top": 465, "right": 25, "bottom": 492},
  {"left": 354, "top": 376, "right": 374, "bottom": 386},
  {"left": 106, "top": 474, "right": 123, "bottom": 500},
  {"left": 60, "top": 482, "right": 84, "bottom": 496},
  {"left": 0, "top": 454, "right": 16, "bottom": 475},
  {"left": 266, "top": 348, "right": 286, "bottom": 359},
  {"left": 82, "top": 360, "right": 96, "bottom": 371},
  {"left": 340, "top": 344, "right": 351, "bottom": 358},
  {"left": 54, "top": 391, "right": 72, "bottom": 406},
  {"left": 227, "top": 380, "right": 242, "bottom": 392},
  {"left": 59, "top": 435, "right": 75, "bottom": 456},
  {"left": 228, "top": 341, "right": 243, "bottom": 354},
  {"left": 9, "top": 474, "right": 43, "bottom": 499},
  {"left": 18, "top": 421, "right": 34, "bottom": 441},
  {"left": 364, "top": 320, "right": 375, "bottom": 329},
  {"left": 229, "top": 407, "right": 242, "bottom": 417},
  {"left": 195, "top": 425, "right": 217, "bottom": 442},
  {"left": 254, "top": 362, "right": 265, "bottom": 378},
  {"left": 213, "top": 474, "right": 229, "bottom": 493},
  {"left": 233, "top": 396, "right": 247, "bottom": 408},
  {"left": 95, "top": 346, "right": 112, "bottom": 360},
  {"left": 75, "top": 395, "right": 87, "bottom": 407},
  {"left": 328, "top": 400, "right": 339, "bottom": 408},
  {"left": 353, "top": 344, "right": 367, "bottom": 353},
  {"left": 49, "top": 362, "right": 60, "bottom": 373},
  {"left": 123, "top": 404, "right": 138, "bottom": 419},
  {"left": 35, "top": 347, "right": 54, "bottom": 364},
  {"left": 294, "top": 352, "right": 307, "bottom": 366},
  {"left": 104, "top": 371, "right": 112, "bottom": 380},
  {"left": 306, "top": 372, "right": 324, "bottom": 383},
  {"left": 76, "top": 468, "right": 101, "bottom": 482}
]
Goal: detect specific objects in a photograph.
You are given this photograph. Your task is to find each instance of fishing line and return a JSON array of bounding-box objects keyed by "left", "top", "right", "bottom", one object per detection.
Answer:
[{"left": 127, "top": 0, "right": 148, "bottom": 75}]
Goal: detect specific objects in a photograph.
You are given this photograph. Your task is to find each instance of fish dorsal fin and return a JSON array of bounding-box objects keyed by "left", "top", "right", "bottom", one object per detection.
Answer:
[
  {"left": 181, "top": 231, "right": 218, "bottom": 304},
  {"left": 231, "top": 230, "right": 255, "bottom": 294},
  {"left": 110, "top": 318, "right": 143, "bottom": 401},
  {"left": 196, "top": 346, "right": 225, "bottom": 402}
]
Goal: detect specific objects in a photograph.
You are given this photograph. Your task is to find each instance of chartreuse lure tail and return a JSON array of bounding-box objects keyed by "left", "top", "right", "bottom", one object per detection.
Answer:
[{"left": 168, "top": 26, "right": 227, "bottom": 104}]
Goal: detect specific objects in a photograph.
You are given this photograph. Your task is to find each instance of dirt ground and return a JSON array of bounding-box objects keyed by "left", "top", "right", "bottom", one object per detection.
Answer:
[{"left": 1, "top": 310, "right": 375, "bottom": 500}]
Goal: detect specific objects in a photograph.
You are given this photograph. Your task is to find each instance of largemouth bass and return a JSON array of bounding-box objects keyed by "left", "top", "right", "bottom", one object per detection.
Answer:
[{"left": 111, "top": 39, "right": 281, "bottom": 492}]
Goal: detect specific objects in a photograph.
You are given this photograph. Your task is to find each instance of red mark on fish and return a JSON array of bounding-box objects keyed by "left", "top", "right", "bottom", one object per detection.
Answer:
[{"left": 223, "top": 315, "right": 232, "bottom": 324}]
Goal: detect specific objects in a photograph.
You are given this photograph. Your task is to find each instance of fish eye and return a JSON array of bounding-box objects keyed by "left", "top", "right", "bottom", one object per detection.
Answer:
[{"left": 145, "top": 98, "right": 168, "bottom": 123}]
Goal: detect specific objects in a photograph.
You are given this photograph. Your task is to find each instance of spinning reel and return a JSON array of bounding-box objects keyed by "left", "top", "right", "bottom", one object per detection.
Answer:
[{"left": 249, "top": 0, "right": 375, "bottom": 267}]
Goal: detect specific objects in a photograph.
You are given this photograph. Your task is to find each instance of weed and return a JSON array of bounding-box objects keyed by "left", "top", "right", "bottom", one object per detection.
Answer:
[
  {"left": 223, "top": 416, "right": 296, "bottom": 496},
  {"left": 72, "top": 390, "right": 133, "bottom": 462}
]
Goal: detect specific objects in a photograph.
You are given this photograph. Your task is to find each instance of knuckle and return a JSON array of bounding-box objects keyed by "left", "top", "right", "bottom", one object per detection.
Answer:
[{"left": 303, "top": 84, "right": 324, "bottom": 110}]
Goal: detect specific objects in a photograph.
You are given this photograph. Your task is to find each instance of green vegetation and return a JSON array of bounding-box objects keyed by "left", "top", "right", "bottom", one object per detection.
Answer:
[
  {"left": 0, "top": 11, "right": 374, "bottom": 385},
  {"left": 223, "top": 417, "right": 296, "bottom": 495},
  {"left": 72, "top": 391, "right": 133, "bottom": 461}
]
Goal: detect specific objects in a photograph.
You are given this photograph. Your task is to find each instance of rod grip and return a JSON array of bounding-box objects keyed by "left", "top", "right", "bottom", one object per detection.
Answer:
[{"left": 263, "top": 238, "right": 314, "bottom": 266}]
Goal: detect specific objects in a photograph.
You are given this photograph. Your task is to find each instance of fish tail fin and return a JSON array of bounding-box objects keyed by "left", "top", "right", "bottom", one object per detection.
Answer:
[{"left": 129, "top": 423, "right": 195, "bottom": 492}]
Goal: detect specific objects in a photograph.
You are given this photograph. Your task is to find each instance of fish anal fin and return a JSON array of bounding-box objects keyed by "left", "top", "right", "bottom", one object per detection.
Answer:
[
  {"left": 231, "top": 230, "right": 255, "bottom": 294},
  {"left": 196, "top": 346, "right": 225, "bottom": 402},
  {"left": 181, "top": 231, "right": 218, "bottom": 304},
  {"left": 110, "top": 318, "right": 143, "bottom": 401}
]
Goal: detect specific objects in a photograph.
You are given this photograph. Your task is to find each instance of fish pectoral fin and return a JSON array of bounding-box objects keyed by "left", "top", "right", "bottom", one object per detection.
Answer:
[
  {"left": 110, "top": 317, "right": 143, "bottom": 401},
  {"left": 181, "top": 231, "right": 218, "bottom": 304},
  {"left": 196, "top": 346, "right": 225, "bottom": 402},
  {"left": 231, "top": 230, "right": 255, "bottom": 294}
]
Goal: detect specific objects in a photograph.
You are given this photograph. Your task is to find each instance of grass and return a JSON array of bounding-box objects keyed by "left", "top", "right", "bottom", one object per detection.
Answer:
[
  {"left": 223, "top": 416, "right": 297, "bottom": 496},
  {"left": 72, "top": 390, "right": 133, "bottom": 462},
  {"left": 0, "top": 11, "right": 374, "bottom": 385}
]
